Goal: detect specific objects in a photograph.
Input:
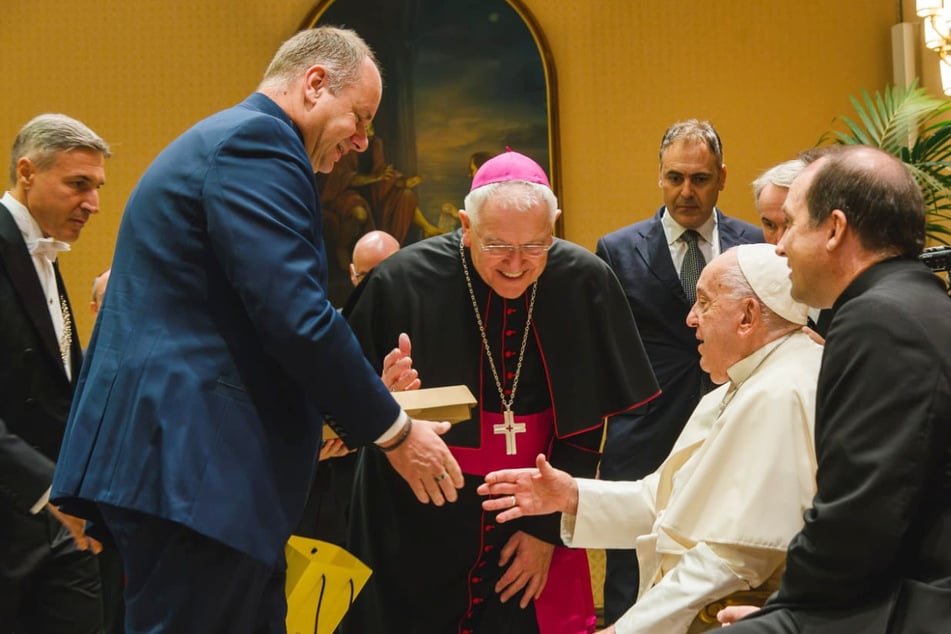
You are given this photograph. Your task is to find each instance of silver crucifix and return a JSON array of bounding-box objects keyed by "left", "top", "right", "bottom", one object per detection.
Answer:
[{"left": 493, "top": 410, "right": 526, "bottom": 455}]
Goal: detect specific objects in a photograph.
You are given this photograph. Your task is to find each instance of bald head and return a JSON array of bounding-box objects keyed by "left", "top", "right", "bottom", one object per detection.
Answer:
[
  {"left": 803, "top": 146, "right": 924, "bottom": 258},
  {"left": 350, "top": 231, "right": 400, "bottom": 286},
  {"left": 778, "top": 146, "right": 925, "bottom": 308}
]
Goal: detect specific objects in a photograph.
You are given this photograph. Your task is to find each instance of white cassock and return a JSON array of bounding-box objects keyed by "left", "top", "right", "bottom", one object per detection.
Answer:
[{"left": 562, "top": 332, "right": 822, "bottom": 634}]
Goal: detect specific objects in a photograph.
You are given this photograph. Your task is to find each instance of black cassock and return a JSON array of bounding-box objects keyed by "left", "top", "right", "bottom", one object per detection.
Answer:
[{"left": 341, "top": 231, "right": 658, "bottom": 634}]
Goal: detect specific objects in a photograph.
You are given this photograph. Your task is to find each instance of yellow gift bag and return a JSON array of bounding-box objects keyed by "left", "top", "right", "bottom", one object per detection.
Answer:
[{"left": 284, "top": 535, "right": 372, "bottom": 634}]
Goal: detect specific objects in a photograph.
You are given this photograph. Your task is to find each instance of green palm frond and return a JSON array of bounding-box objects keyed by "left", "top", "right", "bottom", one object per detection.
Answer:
[{"left": 820, "top": 81, "right": 951, "bottom": 245}]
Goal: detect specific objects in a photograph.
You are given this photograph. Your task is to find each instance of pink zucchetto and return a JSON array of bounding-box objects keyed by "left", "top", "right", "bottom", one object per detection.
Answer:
[{"left": 470, "top": 149, "right": 551, "bottom": 191}]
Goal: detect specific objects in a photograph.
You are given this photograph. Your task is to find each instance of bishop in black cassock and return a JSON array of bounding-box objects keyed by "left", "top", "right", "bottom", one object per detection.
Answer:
[{"left": 341, "top": 151, "right": 658, "bottom": 634}]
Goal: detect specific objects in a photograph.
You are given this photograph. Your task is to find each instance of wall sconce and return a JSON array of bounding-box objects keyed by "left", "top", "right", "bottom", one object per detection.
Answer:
[{"left": 918, "top": 0, "right": 951, "bottom": 94}]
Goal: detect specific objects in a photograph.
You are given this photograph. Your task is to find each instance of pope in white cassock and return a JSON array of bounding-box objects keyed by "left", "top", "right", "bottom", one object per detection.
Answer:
[{"left": 479, "top": 243, "right": 823, "bottom": 634}]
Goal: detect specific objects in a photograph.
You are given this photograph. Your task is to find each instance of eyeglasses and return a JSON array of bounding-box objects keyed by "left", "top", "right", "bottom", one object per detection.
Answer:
[{"left": 479, "top": 242, "right": 552, "bottom": 258}]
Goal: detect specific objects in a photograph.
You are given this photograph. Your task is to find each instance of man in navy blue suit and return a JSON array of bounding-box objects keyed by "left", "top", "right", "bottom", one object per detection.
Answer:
[
  {"left": 51, "top": 27, "right": 463, "bottom": 634},
  {"left": 595, "top": 119, "right": 763, "bottom": 624}
]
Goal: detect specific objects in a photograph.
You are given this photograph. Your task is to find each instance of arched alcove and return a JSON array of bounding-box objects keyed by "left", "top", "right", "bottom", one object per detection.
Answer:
[{"left": 300, "top": 0, "right": 560, "bottom": 304}]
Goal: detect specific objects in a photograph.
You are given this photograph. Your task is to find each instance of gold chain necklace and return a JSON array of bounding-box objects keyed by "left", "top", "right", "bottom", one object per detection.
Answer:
[
  {"left": 59, "top": 294, "right": 72, "bottom": 370},
  {"left": 459, "top": 236, "right": 537, "bottom": 426}
]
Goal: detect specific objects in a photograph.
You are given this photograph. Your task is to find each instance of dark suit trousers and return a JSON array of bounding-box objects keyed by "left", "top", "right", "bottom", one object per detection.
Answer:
[
  {"left": 98, "top": 504, "right": 286, "bottom": 634},
  {"left": 98, "top": 545, "right": 126, "bottom": 634},
  {"left": 0, "top": 511, "right": 103, "bottom": 634}
]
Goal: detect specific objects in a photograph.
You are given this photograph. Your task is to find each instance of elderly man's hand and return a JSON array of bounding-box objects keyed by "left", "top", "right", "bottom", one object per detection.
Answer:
[
  {"left": 478, "top": 453, "right": 578, "bottom": 522},
  {"left": 496, "top": 531, "right": 553, "bottom": 607},
  {"left": 382, "top": 418, "right": 464, "bottom": 505}
]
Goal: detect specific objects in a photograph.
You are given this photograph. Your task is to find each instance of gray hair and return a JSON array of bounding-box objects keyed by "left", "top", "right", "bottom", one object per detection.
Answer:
[
  {"left": 260, "top": 26, "right": 379, "bottom": 94},
  {"left": 463, "top": 180, "right": 558, "bottom": 228},
  {"left": 752, "top": 159, "right": 806, "bottom": 202},
  {"left": 9, "top": 114, "right": 110, "bottom": 184},
  {"left": 659, "top": 119, "right": 723, "bottom": 166}
]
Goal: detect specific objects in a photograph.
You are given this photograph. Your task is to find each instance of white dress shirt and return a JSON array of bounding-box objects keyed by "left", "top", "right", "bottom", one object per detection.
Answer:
[{"left": 660, "top": 207, "right": 719, "bottom": 277}]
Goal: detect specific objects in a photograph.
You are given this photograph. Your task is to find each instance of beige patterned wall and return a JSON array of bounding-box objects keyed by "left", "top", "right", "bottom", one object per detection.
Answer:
[
  {"left": 531, "top": 0, "right": 900, "bottom": 247},
  {"left": 0, "top": 0, "right": 923, "bottom": 343}
]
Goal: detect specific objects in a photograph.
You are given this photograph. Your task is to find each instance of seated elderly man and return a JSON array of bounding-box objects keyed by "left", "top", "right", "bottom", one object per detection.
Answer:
[{"left": 479, "top": 243, "right": 823, "bottom": 634}]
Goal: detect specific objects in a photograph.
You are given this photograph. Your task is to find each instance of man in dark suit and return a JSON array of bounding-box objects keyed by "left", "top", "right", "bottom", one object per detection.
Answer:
[
  {"left": 50, "top": 27, "right": 463, "bottom": 634},
  {"left": 721, "top": 146, "right": 951, "bottom": 632},
  {"left": 595, "top": 119, "right": 763, "bottom": 623},
  {"left": 0, "top": 113, "right": 111, "bottom": 634}
]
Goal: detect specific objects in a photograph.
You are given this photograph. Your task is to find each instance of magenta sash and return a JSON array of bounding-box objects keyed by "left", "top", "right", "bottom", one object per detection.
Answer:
[
  {"left": 534, "top": 546, "right": 597, "bottom": 634},
  {"left": 453, "top": 408, "right": 595, "bottom": 633}
]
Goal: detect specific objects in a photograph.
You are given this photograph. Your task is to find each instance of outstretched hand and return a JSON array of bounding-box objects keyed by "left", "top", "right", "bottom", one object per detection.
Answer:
[
  {"left": 383, "top": 418, "right": 464, "bottom": 505},
  {"left": 477, "top": 454, "right": 578, "bottom": 523},
  {"left": 382, "top": 333, "right": 421, "bottom": 392},
  {"left": 379, "top": 333, "right": 464, "bottom": 504}
]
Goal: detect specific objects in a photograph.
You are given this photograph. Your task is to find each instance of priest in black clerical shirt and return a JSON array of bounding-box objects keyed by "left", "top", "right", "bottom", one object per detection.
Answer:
[{"left": 342, "top": 151, "right": 659, "bottom": 634}]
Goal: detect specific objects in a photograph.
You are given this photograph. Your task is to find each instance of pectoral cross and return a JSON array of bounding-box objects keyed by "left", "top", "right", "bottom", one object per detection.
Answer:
[{"left": 493, "top": 410, "right": 526, "bottom": 455}]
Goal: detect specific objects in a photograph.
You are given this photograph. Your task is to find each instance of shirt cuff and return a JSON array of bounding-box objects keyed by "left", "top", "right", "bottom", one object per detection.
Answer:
[
  {"left": 31, "top": 486, "right": 51, "bottom": 515},
  {"left": 560, "top": 512, "right": 578, "bottom": 546},
  {"left": 375, "top": 410, "right": 409, "bottom": 445}
]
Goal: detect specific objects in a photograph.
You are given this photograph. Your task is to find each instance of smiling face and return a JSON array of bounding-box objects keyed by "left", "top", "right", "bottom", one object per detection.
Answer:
[
  {"left": 659, "top": 138, "right": 726, "bottom": 229},
  {"left": 17, "top": 148, "right": 106, "bottom": 242},
  {"left": 685, "top": 252, "right": 747, "bottom": 384},
  {"left": 460, "top": 194, "right": 555, "bottom": 299},
  {"left": 300, "top": 56, "right": 382, "bottom": 174},
  {"left": 776, "top": 164, "right": 831, "bottom": 307}
]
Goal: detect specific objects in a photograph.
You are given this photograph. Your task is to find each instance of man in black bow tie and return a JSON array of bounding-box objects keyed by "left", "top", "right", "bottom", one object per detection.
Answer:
[{"left": 0, "top": 113, "right": 110, "bottom": 634}]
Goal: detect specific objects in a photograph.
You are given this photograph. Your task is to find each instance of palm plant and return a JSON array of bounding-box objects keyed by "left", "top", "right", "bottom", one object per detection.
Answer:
[{"left": 819, "top": 81, "right": 951, "bottom": 244}]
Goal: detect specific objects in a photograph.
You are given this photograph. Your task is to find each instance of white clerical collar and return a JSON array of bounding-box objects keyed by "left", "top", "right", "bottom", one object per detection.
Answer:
[{"left": 661, "top": 207, "right": 718, "bottom": 247}]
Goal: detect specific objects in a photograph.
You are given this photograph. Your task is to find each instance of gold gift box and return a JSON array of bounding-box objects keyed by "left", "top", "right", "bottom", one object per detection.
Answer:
[{"left": 323, "top": 385, "right": 477, "bottom": 440}]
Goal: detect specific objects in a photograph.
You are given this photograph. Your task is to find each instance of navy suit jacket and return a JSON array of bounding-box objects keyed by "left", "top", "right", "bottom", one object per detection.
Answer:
[
  {"left": 0, "top": 202, "right": 83, "bottom": 572},
  {"left": 596, "top": 207, "right": 763, "bottom": 480},
  {"left": 51, "top": 93, "right": 401, "bottom": 565}
]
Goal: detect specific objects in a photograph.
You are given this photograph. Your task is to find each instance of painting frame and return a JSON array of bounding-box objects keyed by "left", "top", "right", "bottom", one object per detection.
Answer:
[{"left": 298, "top": 0, "right": 562, "bottom": 238}]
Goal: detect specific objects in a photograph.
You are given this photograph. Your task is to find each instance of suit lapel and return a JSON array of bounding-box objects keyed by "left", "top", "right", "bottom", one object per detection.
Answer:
[
  {"left": 635, "top": 210, "right": 689, "bottom": 304},
  {"left": 716, "top": 210, "right": 748, "bottom": 250},
  {"left": 0, "top": 203, "right": 68, "bottom": 375}
]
